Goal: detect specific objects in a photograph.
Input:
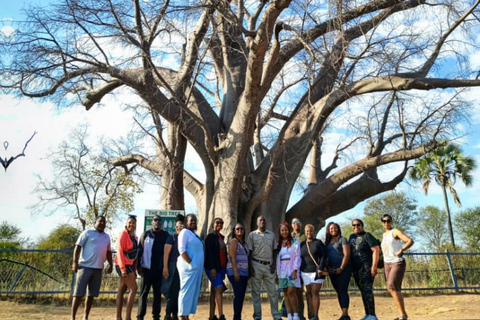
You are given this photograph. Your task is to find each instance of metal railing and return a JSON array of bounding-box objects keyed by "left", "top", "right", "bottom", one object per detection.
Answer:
[{"left": 1, "top": 249, "right": 479, "bottom": 298}]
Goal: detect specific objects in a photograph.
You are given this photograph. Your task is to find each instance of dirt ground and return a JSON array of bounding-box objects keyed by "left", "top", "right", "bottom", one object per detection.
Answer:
[{"left": 2, "top": 293, "right": 480, "bottom": 320}]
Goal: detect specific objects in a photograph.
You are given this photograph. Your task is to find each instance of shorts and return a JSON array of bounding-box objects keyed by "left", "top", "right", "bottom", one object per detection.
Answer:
[
  {"left": 278, "top": 277, "right": 301, "bottom": 289},
  {"left": 73, "top": 267, "right": 103, "bottom": 297},
  {"left": 205, "top": 267, "right": 226, "bottom": 289},
  {"left": 115, "top": 264, "right": 136, "bottom": 277},
  {"left": 301, "top": 272, "right": 325, "bottom": 285},
  {"left": 384, "top": 259, "right": 406, "bottom": 291}
]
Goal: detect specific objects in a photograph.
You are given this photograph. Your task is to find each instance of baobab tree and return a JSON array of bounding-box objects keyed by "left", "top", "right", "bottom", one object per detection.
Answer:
[{"left": 4, "top": 0, "right": 480, "bottom": 234}]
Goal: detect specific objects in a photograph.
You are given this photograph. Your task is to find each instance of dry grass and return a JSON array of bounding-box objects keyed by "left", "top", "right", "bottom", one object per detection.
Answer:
[{"left": 1, "top": 293, "right": 480, "bottom": 320}]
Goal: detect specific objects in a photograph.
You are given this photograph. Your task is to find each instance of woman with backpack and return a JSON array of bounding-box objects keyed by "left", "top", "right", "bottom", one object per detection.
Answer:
[
  {"left": 381, "top": 214, "right": 414, "bottom": 320},
  {"left": 349, "top": 219, "right": 380, "bottom": 320}
]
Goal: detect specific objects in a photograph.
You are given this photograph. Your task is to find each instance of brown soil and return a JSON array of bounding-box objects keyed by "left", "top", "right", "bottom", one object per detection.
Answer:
[{"left": 1, "top": 293, "right": 479, "bottom": 320}]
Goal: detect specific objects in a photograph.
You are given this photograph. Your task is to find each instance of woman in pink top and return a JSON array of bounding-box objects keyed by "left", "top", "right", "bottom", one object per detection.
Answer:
[
  {"left": 276, "top": 221, "right": 301, "bottom": 320},
  {"left": 115, "top": 215, "right": 139, "bottom": 320}
]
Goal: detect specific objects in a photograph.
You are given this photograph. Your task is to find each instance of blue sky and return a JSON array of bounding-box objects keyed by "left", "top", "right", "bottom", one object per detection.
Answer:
[{"left": 2, "top": 0, "right": 480, "bottom": 246}]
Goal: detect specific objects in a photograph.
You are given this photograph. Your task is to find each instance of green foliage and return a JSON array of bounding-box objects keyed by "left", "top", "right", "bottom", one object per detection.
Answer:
[
  {"left": 363, "top": 191, "right": 417, "bottom": 239},
  {"left": 409, "top": 141, "right": 477, "bottom": 248},
  {"left": 82, "top": 162, "right": 142, "bottom": 228},
  {"left": 455, "top": 206, "right": 480, "bottom": 251},
  {"left": 37, "top": 223, "right": 81, "bottom": 250},
  {"left": 0, "top": 221, "right": 24, "bottom": 249},
  {"left": 409, "top": 142, "right": 477, "bottom": 205},
  {"left": 34, "top": 224, "right": 80, "bottom": 279},
  {"left": 416, "top": 206, "right": 449, "bottom": 251},
  {"left": 338, "top": 221, "right": 353, "bottom": 240}
]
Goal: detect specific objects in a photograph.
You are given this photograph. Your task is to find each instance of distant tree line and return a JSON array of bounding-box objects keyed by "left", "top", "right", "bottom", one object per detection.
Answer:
[
  {"left": 338, "top": 192, "right": 480, "bottom": 252},
  {"left": 2, "top": 196, "right": 479, "bottom": 252}
]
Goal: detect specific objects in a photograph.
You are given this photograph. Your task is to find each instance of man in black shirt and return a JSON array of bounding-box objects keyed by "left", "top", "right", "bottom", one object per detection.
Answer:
[{"left": 137, "top": 215, "right": 170, "bottom": 320}]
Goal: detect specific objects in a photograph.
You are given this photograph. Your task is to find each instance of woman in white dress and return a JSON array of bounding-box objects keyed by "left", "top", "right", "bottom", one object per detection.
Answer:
[{"left": 177, "top": 214, "right": 204, "bottom": 320}]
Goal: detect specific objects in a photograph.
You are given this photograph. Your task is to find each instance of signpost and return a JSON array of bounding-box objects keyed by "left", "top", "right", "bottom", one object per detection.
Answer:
[{"left": 144, "top": 209, "right": 185, "bottom": 234}]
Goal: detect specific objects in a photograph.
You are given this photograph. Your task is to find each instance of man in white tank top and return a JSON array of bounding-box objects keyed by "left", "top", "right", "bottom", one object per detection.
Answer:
[{"left": 380, "top": 214, "right": 414, "bottom": 320}]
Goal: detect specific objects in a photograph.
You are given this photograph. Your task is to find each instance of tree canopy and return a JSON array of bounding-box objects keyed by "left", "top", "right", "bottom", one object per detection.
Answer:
[
  {"left": 455, "top": 206, "right": 480, "bottom": 251},
  {"left": 30, "top": 125, "right": 142, "bottom": 230},
  {"left": 36, "top": 223, "right": 81, "bottom": 250},
  {"left": 0, "top": 221, "right": 26, "bottom": 249},
  {"left": 416, "top": 205, "right": 449, "bottom": 251},
  {"left": 409, "top": 142, "right": 477, "bottom": 249},
  {"left": 4, "top": 0, "right": 480, "bottom": 234},
  {"left": 363, "top": 191, "right": 417, "bottom": 239}
]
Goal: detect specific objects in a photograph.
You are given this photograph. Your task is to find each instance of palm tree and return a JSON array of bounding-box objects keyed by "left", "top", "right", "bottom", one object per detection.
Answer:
[{"left": 409, "top": 142, "right": 477, "bottom": 249}]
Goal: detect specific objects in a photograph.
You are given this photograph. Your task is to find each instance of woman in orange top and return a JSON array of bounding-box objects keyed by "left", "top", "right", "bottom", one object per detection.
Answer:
[{"left": 115, "top": 215, "right": 139, "bottom": 320}]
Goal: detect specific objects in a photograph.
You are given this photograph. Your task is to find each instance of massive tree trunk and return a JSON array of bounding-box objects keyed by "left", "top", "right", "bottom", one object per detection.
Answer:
[
  {"left": 159, "top": 123, "right": 187, "bottom": 210},
  {"left": 12, "top": 0, "right": 480, "bottom": 236}
]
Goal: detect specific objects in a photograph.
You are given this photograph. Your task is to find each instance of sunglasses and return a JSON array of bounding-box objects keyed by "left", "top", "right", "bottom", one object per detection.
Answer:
[
  {"left": 235, "top": 227, "right": 244, "bottom": 231},
  {"left": 292, "top": 221, "right": 301, "bottom": 224},
  {"left": 352, "top": 224, "right": 362, "bottom": 227},
  {"left": 215, "top": 221, "right": 224, "bottom": 224},
  {"left": 153, "top": 218, "right": 161, "bottom": 222},
  {"left": 382, "top": 219, "right": 391, "bottom": 223}
]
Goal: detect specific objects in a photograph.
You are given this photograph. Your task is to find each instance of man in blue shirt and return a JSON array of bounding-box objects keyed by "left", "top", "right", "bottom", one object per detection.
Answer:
[{"left": 71, "top": 216, "right": 113, "bottom": 320}]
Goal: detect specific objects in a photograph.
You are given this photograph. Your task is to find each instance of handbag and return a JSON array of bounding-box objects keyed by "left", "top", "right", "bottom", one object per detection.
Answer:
[
  {"left": 124, "top": 248, "right": 138, "bottom": 260},
  {"left": 306, "top": 240, "right": 323, "bottom": 280}
]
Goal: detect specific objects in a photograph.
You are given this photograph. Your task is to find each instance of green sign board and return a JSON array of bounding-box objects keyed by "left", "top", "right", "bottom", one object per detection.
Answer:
[{"left": 144, "top": 209, "right": 185, "bottom": 234}]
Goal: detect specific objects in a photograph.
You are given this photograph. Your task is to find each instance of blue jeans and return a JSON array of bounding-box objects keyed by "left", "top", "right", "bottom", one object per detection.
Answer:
[
  {"left": 228, "top": 275, "right": 249, "bottom": 320},
  {"left": 330, "top": 264, "right": 352, "bottom": 309}
]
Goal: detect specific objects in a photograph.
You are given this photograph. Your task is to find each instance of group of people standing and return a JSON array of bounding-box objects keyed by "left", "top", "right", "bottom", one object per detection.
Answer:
[
  {"left": 112, "top": 213, "right": 186, "bottom": 320},
  {"left": 196, "top": 214, "right": 414, "bottom": 320},
  {"left": 70, "top": 214, "right": 185, "bottom": 320},
  {"left": 69, "top": 213, "right": 413, "bottom": 320},
  {"left": 321, "top": 216, "right": 414, "bottom": 320}
]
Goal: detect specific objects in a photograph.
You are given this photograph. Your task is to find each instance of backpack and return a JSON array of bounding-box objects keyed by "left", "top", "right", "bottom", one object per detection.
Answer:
[{"left": 375, "top": 237, "right": 384, "bottom": 269}]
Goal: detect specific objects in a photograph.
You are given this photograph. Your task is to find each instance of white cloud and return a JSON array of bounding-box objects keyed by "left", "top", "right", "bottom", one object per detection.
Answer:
[{"left": 1, "top": 25, "right": 14, "bottom": 37}]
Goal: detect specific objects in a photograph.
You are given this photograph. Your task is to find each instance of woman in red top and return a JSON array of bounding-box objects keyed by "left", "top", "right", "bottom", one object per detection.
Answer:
[{"left": 115, "top": 215, "right": 139, "bottom": 320}]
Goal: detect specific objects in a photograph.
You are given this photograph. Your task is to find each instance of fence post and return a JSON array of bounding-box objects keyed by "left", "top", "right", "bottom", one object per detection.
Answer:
[{"left": 445, "top": 250, "right": 459, "bottom": 292}]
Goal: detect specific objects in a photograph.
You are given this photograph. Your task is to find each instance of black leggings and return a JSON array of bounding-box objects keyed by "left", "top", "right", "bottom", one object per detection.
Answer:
[
  {"left": 352, "top": 264, "right": 376, "bottom": 316},
  {"left": 330, "top": 264, "right": 351, "bottom": 309},
  {"left": 165, "top": 268, "right": 180, "bottom": 317}
]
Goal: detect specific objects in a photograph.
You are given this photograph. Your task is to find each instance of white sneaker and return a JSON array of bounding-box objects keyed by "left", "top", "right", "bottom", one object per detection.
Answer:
[
  {"left": 359, "top": 316, "right": 369, "bottom": 320},
  {"left": 365, "top": 316, "right": 378, "bottom": 320}
]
